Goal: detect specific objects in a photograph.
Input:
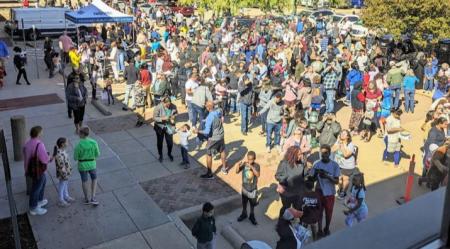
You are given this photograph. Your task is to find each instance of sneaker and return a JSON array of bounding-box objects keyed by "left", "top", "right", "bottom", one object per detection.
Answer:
[
  {"left": 237, "top": 213, "right": 248, "bottom": 222},
  {"left": 90, "top": 198, "right": 99, "bottom": 206},
  {"left": 30, "top": 207, "right": 47, "bottom": 216},
  {"left": 168, "top": 155, "right": 174, "bottom": 162},
  {"left": 221, "top": 167, "right": 228, "bottom": 175},
  {"left": 158, "top": 156, "right": 163, "bottom": 163},
  {"left": 337, "top": 191, "right": 346, "bottom": 200},
  {"left": 200, "top": 172, "right": 214, "bottom": 180},
  {"left": 58, "top": 201, "right": 70, "bottom": 207},
  {"left": 324, "top": 229, "right": 331, "bottom": 236},
  {"left": 65, "top": 196, "right": 75, "bottom": 203},
  {"left": 179, "top": 162, "right": 186, "bottom": 166},
  {"left": 183, "top": 163, "right": 190, "bottom": 169},
  {"left": 266, "top": 146, "right": 271, "bottom": 153},
  {"left": 83, "top": 199, "right": 91, "bottom": 205},
  {"left": 317, "top": 230, "right": 324, "bottom": 238},
  {"left": 37, "top": 199, "right": 48, "bottom": 208},
  {"left": 275, "top": 145, "right": 282, "bottom": 153}
]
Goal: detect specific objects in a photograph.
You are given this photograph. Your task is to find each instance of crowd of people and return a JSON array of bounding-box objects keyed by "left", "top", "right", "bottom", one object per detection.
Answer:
[{"left": 14, "top": 2, "right": 450, "bottom": 249}]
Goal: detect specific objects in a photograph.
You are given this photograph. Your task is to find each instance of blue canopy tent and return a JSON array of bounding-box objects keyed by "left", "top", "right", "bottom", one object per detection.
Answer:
[{"left": 64, "top": 0, "right": 133, "bottom": 24}]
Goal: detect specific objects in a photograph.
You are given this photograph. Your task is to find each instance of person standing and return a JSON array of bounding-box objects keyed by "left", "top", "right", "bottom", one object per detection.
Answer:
[
  {"left": 238, "top": 75, "right": 255, "bottom": 136},
  {"left": 386, "top": 62, "right": 405, "bottom": 110},
  {"left": 108, "top": 41, "right": 120, "bottom": 82},
  {"left": 197, "top": 101, "right": 227, "bottom": 179},
  {"left": 317, "top": 113, "right": 341, "bottom": 148},
  {"left": 402, "top": 69, "right": 419, "bottom": 113},
  {"left": 52, "top": 137, "right": 75, "bottom": 207},
  {"left": 74, "top": 127, "right": 100, "bottom": 205},
  {"left": 13, "top": 46, "right": 31, "bottom": 85},
  {"left": 382, "top": 109, "right": 404, "bottom": 167},
  {"left": 66, "top": 78, "right": 87, "bottom": 134},
  {"left": 191, "top": 202, "right": 216, "bottom": 249},
  {"left": 310, "top": 144, "right": 340, "bottom": 237},
  {"left": 322, "top": 62, "right": 338, "bottom": 114},
  {"left": 153, "top": 96, "right": 178, "bottom": 162},
  {"left": 122, "top": 57, "right": 138, "bottom": 111},
  {"left": 332, "top": 130, "right": 357, "bottom": 200},
  {"left": 58, "top": 31, "right": 73, "bottom": 65},
  {"left": 236, "top": 151, "right": 260, "bottom": 225},
  {"left": 258, "top": 92, "right": 284, "bottom": 153},
  {"left": 139, "top": 63, "right": 153, "bottom": 108},
  {"left": 275, "top": 146, "right": 307, "bottom": 217},
  {"left": 23, "top": 126, "right": 51, "bottom": 215}
]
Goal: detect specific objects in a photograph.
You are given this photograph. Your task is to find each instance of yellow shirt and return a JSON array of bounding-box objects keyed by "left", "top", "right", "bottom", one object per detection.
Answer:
[{"left": 68, "top": 50, "right": 81, "bottom": 68}]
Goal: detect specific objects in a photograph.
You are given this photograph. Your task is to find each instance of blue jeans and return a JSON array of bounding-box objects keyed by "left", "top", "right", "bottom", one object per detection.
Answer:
[
  {"left": 29, "top": 174, "right": 46, "bottom": 209},
  {"left": 325, "top": 89, "right": 335, "bottom": 113},
  {"left": 240, "top": 103, "right": 252, "bottom": 133},
  {"left": 423, "top": 78, "right": 434, "bottom": 91},
  {"left": 403, "top": 89, "right": 415, "bottom": 113},
  {"left": 382, "top": 136, "right": 401, "bottom": 165},
  {"left": 390, "top": 86, "right": 401, "bottom": 110},
  {"left": 123, "top": 84, "right": 135, "bottom": 108},
  {"left": 260, "top": 109, "right": 268, "bottom": 133},
  {"left": 229, "top": 94, "right": 237, "bottom": 113},
  {"left": 180, "top": 146, "right": 189, "bottom": 164},
  {"left": 191, "top": 103, "right": 206, "bottom": 128},
  {"left": 345, "top": 207, "right": 368, "bottom": 227},
  {"left": 266, "top": 122, "right": 281, "bottom": 147},
  {"left": 346, "top": 85, "right": 354, "bottom": 101}
]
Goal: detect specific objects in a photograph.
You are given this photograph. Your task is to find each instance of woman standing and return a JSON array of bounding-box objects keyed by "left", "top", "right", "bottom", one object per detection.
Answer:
[
  {"left": 349, "top": 82, "right": 365, "bottom": 136},
  {"left": 257, "top": 78, "right": 273, "bottom": 136},
  {"left": 153, "top": 96, "right": 178, "bottom": 162},
  {"left": 361, "top": 81, "right": 382, "bottom": 142},
  {"left": 332, "top": 130, "right": 357, "bottom": 199},
  {"left": 403, "top": 69, "right": 419, "bottom": 113},
  {"left": 66, "top": 78, "right": 88, "bottom": 134},
  {"left": 275, "top": 146, "right": 307, "bottom": 217},
  {"left": 382, "top": 109, "right": 404, "bottom": 167},
  {"left": 23, "top": 126, "right": 51, "bottom": 215}
]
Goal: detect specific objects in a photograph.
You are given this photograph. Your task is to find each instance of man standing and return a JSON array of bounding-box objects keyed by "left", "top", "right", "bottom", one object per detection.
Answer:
[
  {"left": 74, "top": 127, "right": 100, "bottom": 206},
  {"left": 317, "top": 113, "right": 341, "bottom": 147},
  {"left": 259, "top": 92, "right": 284, "bottom": 153},
  {"left": 197, "top": 101, "right": 227, "bottom": 179},
  {"left": 310, "top": 144, "right": 340, "bottom": 237},
  {"left": 122, "top": 57, "right": 138, "bottom": 111},
  {"left": 153, "top": 96, "right": 178, "bottom": 162},
  {"left": 386, "top": 61, "right": 405, "bottom": 109},
  {"left": 191, "top": 80, "right": 213, "bottom": 133},
  {"left": 238, "top": 74, "right": 254, "bottom": 136},
  {"left": 58, "top": 31, "right": 73, "bottom": 65},
  {"left": 185, "top": 72, "right": 199, "bottom": 125},
  {"left": 322, "top": 62, "right": 338, "bottom": 114}
]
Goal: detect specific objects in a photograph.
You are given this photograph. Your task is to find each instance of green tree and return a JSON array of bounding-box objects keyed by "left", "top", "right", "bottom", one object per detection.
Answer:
[
  {"left": 362, "top": 0, "right": 450, "bottom": 47},
  {"left": 179, "top": 0, "right": 292, "bottom": 16}
]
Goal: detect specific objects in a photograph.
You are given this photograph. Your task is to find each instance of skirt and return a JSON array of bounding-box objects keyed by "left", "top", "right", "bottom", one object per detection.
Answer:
[{"left": 349, "top": 110, "right": 364, "bottom": 130}]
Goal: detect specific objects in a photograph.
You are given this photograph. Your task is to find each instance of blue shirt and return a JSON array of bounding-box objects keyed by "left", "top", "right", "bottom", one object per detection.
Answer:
[
  {"left": 311, "top": 160, "right": 340, "bottom": 196},
  {"left": 346, "top": 69, "right": 363, "bottom": 86},
  {"left": 296, "top": 21, "right": 304, "bottom": 33},
  {"left": 403, "top": 75, "right": 418, "bottom": 90},
  {"left": 351, "top": 186, "right": 368, "bottom": 215},
  {"left": 203, "top": 109, "right": 221, "bottom": 138}
]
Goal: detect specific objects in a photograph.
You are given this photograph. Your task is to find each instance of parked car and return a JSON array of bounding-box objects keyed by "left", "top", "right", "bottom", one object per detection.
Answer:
[
  {"left": 350, "top": 20, "right": 369, "bottom": 40},
  {"left": 308, "top": 9, "right": 335, "bottom": 26}
]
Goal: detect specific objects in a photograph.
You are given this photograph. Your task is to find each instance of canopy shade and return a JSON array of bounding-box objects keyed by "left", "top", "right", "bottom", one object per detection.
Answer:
[{"left": 65, "top": 0, "right": 133, "bottom": 24}]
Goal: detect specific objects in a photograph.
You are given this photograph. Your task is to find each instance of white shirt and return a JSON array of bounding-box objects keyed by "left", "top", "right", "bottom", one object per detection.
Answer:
[{"left": 185, "top": 79, "right": 199, "bottom": 101}]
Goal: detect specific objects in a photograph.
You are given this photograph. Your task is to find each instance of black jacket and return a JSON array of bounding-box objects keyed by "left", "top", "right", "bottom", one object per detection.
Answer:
[
  {"left": 13, "top": 54, "right": 25, "bottom": 70},
  {"left": 66, "top": 84, "right": 87, "bottom": 109},
  {"left": 191, "top": 215, "right": 216, "bottom": 243}
]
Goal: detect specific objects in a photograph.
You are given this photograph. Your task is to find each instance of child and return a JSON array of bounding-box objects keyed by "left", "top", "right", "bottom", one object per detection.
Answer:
[
  {"left": 90, "top": 64, "right": 99, "bottom": 100},
  {"left": 344, "top": 173, "right": 368, "bottom": 227},
  {"left": 300, "top": 178, "right": 321, "bottom": 240},
  {"left": 236, "top": 151, "right": 260, "bottom": 225},
  {"left": 176, "top": 124, "right": 192, "bottom": 169},
  {"left": 53, "top": 137, "right": 74, "bottom": 207},
  {"left": 191, "top": 202, "right": 216, "bottom": 249}
]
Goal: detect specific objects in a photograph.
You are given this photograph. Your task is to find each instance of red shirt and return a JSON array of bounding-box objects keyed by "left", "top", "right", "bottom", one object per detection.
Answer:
[{"left": 140, "top": 69, "right": 151, "bottom": 87}]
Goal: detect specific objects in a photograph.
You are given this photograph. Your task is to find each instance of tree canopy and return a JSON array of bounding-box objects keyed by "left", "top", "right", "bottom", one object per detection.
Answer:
[
  {"left": 362, "top": 0, "right": 450, "bottom": 47},
  {"left": 178, "top": 0, "right": 292, "bottom": 15}
]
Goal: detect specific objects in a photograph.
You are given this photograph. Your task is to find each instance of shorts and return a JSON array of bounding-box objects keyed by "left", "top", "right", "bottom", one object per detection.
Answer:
[
  {"left": 207, "top": 139, "right": 225, "bottom": 156},
  {"left": 79, "top": 169, "right": 97, "bottom": 182},
  {"left": 340, "top": 168, "right": 356, "bottom": 177}
]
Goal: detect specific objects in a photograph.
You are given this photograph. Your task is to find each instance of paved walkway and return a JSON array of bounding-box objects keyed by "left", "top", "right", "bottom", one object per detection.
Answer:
[{"left": 0, "top": 34, "right": 435, "bottom": 249}]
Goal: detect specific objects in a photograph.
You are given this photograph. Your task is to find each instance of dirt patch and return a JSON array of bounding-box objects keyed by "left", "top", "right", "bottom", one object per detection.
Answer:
[
  {"left": 141, "top": 167, "right": 237, "bottom": 213},
  {"left": 87, "top": 114, "right": 139, "bottom": 134},
  {"left": 0, "top": 93, "right": 64, "bottom": 111},
  {"left": 0, "top": 214, "right": 38, "bottom": 249}
]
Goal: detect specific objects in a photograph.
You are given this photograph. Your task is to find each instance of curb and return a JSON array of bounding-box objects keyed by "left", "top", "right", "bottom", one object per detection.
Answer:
[{"left": 91, "top": 99, "right": 112, "bottom": 116}]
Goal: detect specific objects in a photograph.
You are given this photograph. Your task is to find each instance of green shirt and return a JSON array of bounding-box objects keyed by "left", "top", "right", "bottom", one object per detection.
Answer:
[
  {"left": 386, "top": 67, "right": 404, "bottom": 87},
  {"left": 74, "top": 137, "right": 100, "bottom": 171}
]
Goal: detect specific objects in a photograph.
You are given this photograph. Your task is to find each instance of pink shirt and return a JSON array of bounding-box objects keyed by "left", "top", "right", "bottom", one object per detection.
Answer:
[
  {"left": 282, "top": 79, "right": 299, "bottom": 103},
  {"left": 23, "top": 138, "right": 50, "bottom": 173},
  {"left": 282, "top": 135, "right": 310, "bottom": 156},
  {"left": 59, "top": 35, "right": 73, "bottom": 53}
]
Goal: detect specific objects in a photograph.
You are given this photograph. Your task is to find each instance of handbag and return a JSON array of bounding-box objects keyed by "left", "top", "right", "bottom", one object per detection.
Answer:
[{"left": 26, "top": 143, "right": 47, "bottom": 179}]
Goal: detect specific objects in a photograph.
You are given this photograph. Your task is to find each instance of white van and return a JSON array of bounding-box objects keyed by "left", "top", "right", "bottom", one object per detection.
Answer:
[{"left": 4, "top": 7, "right": 91, "bottom": 40}]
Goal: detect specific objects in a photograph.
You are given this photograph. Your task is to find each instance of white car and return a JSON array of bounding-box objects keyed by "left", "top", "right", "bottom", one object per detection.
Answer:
[
  {"left": 350, "top": 21, "right": 369, "bottom": 40},
  {"left": 308, "top": 9, "right": 335, "bottom": 26}
]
